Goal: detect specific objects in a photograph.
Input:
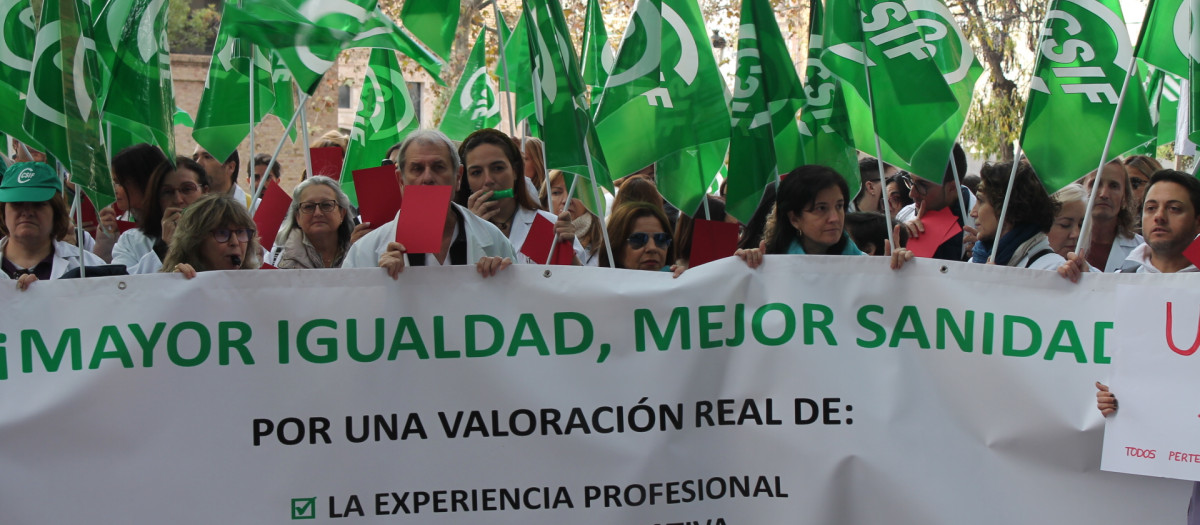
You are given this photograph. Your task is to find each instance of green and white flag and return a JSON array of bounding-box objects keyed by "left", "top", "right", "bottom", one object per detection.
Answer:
[
  {"left": 24, "top": 0, "right": 110, "bottom": 201},
  {"left": 222, "top": 0, "right": 442, "bottom": 95},
  {"left": 173, "top": 106, "right": 194, "bottom": 127},
  {"left": 502, "top": 10, "right": 537, "bottom": 130},
  {"left": 340, "top": 49, "right": 418, "bottom": 207},
  {"left": 192, "top": 11, "right": 276, "bottom": 164},
  {"left": 821, "top": 0, "right": 960, "bottom": 180},
  {"left": 1134, "top": 0, "right": 1190, "bottom": 77},
  {"left": 580, "top": 0, "right": 613, "bottom": 111},
  {"left": 0, "top": 0, "right": 41, "bottom": 150},
  {"left": 525, "top": 0, "right": 611, "bottom": 190},
  {"left": 399, "top": 0, "right": 458, "bottom": 62},
  {"left": 270, "top": 52, "right": 297, "bottom": 141},
  {"left": 1156, "top": 68, "right": 1183, "bottom": 146},
  {"left": 96, "top": 0, "right": 177, "bottom": 159},
  {"left": 796, "top": 0, "right": 859, "bottom": 192},
  {"left": 439, "top": 28, "right": 499, "bottom": 141},
  {"left": 1021, "top": 0, "right": 1155, "bottom": 191},
  {"left": 594, "top": 0, "right": 730, "bottom": 216},
  {"left": 726, "top": 0, "right": 807, "bottom": 222}
]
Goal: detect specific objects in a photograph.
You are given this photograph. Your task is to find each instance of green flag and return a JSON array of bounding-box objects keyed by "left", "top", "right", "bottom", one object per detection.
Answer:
[
  {"left": 1156, "top": 68, "right": 1183, "bottom": 146},
  {"left": 821, "top": 0, "right": 959, "bottom": 180},
  {"left": 439, "top": 28, "right": 500, "bottom": 141},
  {"left": 340, "top": 49, "right": 418, "bottom": 207},
  {"left": 525, "top": 0, "right": 611, "bottom": 190},
  {"left": 1134, "top": 0, "right": 1189, "bottom": 77},
  {"left": 192, "top": 11, "right": 276, "bottom": 164},
  {"left": 269, "top": 52, "right": 297, "bottom": 141},
  {"left": 594, "top": 0, "right": 730, "bottom": 216},
  {"left": 580, "top": 0, "right": 613, "bottom": 111},
  {"left": 222, "top": 0, "right": 442, "bottom": 95},
  {"left": 501, "top": 10, "right": 537, "bottom": 128},
  {"left": 1021, "top": 0, "right": 1155, "bottom": 191},
  {"left": 96, "top": 0, "right": 177, "bottom": 159},
  {"left": 399, "top": 0, "right": 458, "bottom": 62},
  {"left": 795, "top": 0, "right": 859, "bottom": 192},
  {"left": 0, "top": 0, "right": 41, "bottom": 150},
  {"left": 24, "top": 0, "right": 110, "bottom": 198},
  {"left": 173, "top": 106, "right": 195, "bottom": 127},
  {"left": 726, "top": 0, "right": 806, "bottom": 222}
]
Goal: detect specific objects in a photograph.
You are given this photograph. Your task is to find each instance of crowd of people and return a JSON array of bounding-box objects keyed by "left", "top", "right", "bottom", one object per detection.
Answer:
[{"left": 2, "top": 130, "right": 1197, "bottom": 289}]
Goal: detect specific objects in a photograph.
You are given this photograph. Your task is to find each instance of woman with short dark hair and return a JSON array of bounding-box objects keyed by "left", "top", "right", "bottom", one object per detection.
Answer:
[
  {"left": 969, "top": 160, "right": 1064, "bottom": 270},
  {"left": 1, "top": 162, "right": 105, "bottom": 289}
]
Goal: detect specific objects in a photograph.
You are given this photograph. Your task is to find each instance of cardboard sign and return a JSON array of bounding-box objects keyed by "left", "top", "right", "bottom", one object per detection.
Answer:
[
  {"left": 520, "top": 213, "right": 574, "bottom": 265},
  {"left": 252, "top": 180, "right": 291, "bottom": 251},
  {"left": 689, "top": 219, "right": 740, "bottom": 267},
  {"left": 353, "top": 166, "right": 403, "bottom": 227},
  {"left": 906, "top": 207, "right": 962, "bottom": 258},
  {"left": 394, "top": 185, "right": 452, "bottom": 254},
  {"left": 310, "top": 147, "right": 345, "bottom": 180}
]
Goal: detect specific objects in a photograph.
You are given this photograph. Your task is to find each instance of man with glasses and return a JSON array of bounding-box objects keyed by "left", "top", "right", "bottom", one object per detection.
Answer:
[
  {"left": 343, "top": 129, "right": 515, "bottom": 277},
  {"left": 897, "top": 143, "right": 976, "bottom": 261}
]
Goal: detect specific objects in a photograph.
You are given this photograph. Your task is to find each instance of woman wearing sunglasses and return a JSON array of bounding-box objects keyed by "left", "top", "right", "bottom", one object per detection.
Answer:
[
  {"left": 113, "top": 156, "right": 210, "bottom": 273},
  {"left": 603, "top": 201, "right": 676, "bottom": 271},
  {"left": 273, "top": 176, "right": 354, "bottom": 269},
  {"left": 736, "top": 165, "right": 865, "bottom": 268},
  {"left": 162, "top": 194, "right": 262, "bottom": 278}
]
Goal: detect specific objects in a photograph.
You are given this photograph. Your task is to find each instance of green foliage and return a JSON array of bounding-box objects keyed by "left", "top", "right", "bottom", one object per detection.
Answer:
[
  {"left": 962, "top": 88, "right": 1024, "bottom": 161},
  {"left": 168, "top": 0, "right": 220, "bottom": 54}
]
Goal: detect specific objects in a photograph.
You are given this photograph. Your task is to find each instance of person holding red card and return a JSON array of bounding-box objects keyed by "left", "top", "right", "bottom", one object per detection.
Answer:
[
  {"left": 343, "top": 130, "right": 515, "bottom": 278},
  {"left": 274, "top": 176, "right": 355, "bottom": 269},
  {"left": 456, "top": 129, "right": 586, "bottom": 266},
  {"left": 114, "top": 157, "right": 211, "bottom": 274}
]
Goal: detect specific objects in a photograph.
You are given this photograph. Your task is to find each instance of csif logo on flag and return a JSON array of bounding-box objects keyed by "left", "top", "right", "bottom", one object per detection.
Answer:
[
  {"left": 460, "top": 65, "right": 498, "bottom": 121},
  {"left": 730, "top": 23, "right": 771, "bottom": 130},
  {"left": 606, "top": 1, "right": 699, "bottom": 109},
  {"left": 800, "top": 34, "right": 840, "bottom": 137},
  {"left": 1171, "top": 0, "right": 1195, "bottom": 60},
  {"left": 0, "top": 1, "right": 35, "bottom": 75},
  {"left": 902, "top": 0, "right": 974, "bottom": 85},
  {"left": 1029, "top": 0, "right": 1130, "bottom": 104}
]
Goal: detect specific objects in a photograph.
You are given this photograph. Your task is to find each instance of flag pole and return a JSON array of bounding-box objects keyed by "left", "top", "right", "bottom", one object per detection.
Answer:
[
  {"left": 248, "top": 45, "right": 258, "bottom": 199},
  {"left": 250, "top": 93, "right": 307, "bottom": 216},
  {"left": 491, "top": 2, "right": 517, "bottom": 138},
  {"left": 1074, "top": 55, "right": 1138, "bottom": 260},
  {"left": 860, "top": 54, "right": 896, "bottom": 249},
  {"left": 948, "top": 151, "right": 969, "bottom": 223},
  {"left": 299, "top": 95, "right": 314, "bottom": 179},
  {"left": 987, "top": 140, "right": 1023, "bottom": 263},
  {"left": 582, "top": 139, "right": 615, "bottom": 266},
  {"left": 543, "top": 171, "right": 581, "bottom": 264}
]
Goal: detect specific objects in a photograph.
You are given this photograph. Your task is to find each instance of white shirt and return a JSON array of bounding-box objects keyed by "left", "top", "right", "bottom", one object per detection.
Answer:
[
  {"left": 0, "top": 238, "right": 107, "bottom": 280},
  {"left": 343, "top": 203, "right": 516, "bottom": 268}
]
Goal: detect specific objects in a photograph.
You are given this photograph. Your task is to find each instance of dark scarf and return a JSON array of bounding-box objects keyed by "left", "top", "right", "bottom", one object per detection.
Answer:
[{"left": 971, "top": 223, "right": 1042, "bottom": 266}]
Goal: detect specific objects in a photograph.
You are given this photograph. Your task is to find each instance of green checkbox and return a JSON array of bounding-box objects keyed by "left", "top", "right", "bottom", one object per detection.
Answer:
[{"left": 291, "top": 497, "right": 316, "bottom": 520}]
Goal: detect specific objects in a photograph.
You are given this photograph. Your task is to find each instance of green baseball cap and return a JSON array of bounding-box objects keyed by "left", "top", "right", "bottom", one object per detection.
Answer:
[{"left": 0, "top": 162, "right": 61, "bottom": 203}]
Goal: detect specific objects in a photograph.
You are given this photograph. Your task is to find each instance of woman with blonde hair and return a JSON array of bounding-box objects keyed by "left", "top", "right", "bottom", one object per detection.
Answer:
[{"left": 162, "top": 194, "right": 262, "bottom": 278}]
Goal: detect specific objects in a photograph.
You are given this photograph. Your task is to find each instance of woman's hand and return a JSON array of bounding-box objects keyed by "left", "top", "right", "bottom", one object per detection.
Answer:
[
  {"left": 554, "top": 211, "right": 576, "bottom": 244},
  {"left": 175, "top": 263, "right": 198, "bottom": 280},
  {"left": 98, "top": 205, "right": 119, "bottom": 238},
  {"left": 16, "top": 273, "right": 38, "bottom": 291},
  {"left": 161, "top": 207, "right": 183, "bottom": 244},
  {"left": 466, "top": 189, "right": 500, "bottom": 221},
  {"left": 476, "top": 256, "right": 512, "bottom": 278},
  {"left": 350, "top": 222, "right": 374, "bottom": 245},
  {"left": 1096, "top": 382, "right": 1118, "bottom": 416},
  {"left": 735, "top": 240, "right": 767, "bottom": 269}
]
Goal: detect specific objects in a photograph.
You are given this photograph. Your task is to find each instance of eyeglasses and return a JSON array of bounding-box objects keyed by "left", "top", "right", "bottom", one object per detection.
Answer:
[
  {"left": 160, "top": 182, "right": 201, "bottom": 199},
  {"left": 298, "top": 200, "right": 339, "bottom": 214},
  {"left": 211, "top": 228, "right": 255, "bottom": 243},
  {"left": 896, "top": 172, "right": 928, "bottom": 196},
  {"left": 627, "top": 232, "right": 671, "bottom": 250}
]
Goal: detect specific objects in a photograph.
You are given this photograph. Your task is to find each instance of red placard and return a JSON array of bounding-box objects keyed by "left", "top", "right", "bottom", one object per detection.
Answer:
[
  {"left": 115, "top": 220, "right": 138, "bottom": 233},
  {"left": 689, "top": 218, "right": 740, "bottom": 267},
  {"left": 906, "top": 207, "right": 962, "bottom": 258},
  {"left": 252, "top": 179, "right": 292, "bottom": 251},
  {"left": 353, "top": 166, "right": 403, "bottom": 226},
  {"left": 310, "top": 147, "right": 345, "bottom": 180},
  {"left": 1184, "top": 236, "right": 1200, "bottom": 270},
  {"left": 394, "top": 185, "right": 453, "bottom": 254},
  {"left": 520, "top": 213, "right": 574, "bottom": 265}
]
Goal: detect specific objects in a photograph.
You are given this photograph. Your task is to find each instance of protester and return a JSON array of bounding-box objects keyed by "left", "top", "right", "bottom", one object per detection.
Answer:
[
  {"left": 541, "top": 169, "right": 603, "bottom": 266},
  {"left": 1123, "top": 155, "right": 1161, "bottom": 234},
  {"left": 521, "top": 136, "right": 547, "bottom": 206},
  {"left": 343, "top": 129, "right": 514, "bottom": 277},
  {"left": 1, "top": 162, "right": 105, "bottom": 290},
  {"left": 313, "top": 130, "right": 348, "bottom": 151},
  {"left": 967, "top": 160, "right": 1063, "bottom": 270},
  {"left": 1048, "top": 184, "right": 1087, "bottom": 259},
  {"left": 193, "top": 146, "right": 250, "bottom": 208},
  {"left": 95, "top": 143, "right": 169, "bottom": 261},
  {"left": 735, "top": 165, "right": 866, "bottom": 269},
  {"left": 899, "top": 144, "right": 975, "bottom": 260},
  {"left": 457, "top": 129, "right": 584, "bottom": 265},
  {"left": 884, "top": 173, "right": 914, "bottom": 219},
  {"left": 114, "top": 157, "right": 211, "bottom": 274},
  {"left": 1060, "top": 170, "right": 1200, "bottom": 279},
  {"left": 161, "top": 194, "right": 262, "bottom": 278},
  {"left": 1078, "top": 160, "right": 1142, "bottom": 271},
  {"left": 844, "top": 212, "right": 889, "bottom": 256},
  {"left": 673, "top": 196, "right": 737, "bottom": 269},
  {"left": 849, "top": 157, "right": 884, "bottom": 213},
  {"left": 603, "top": 201, "right": 675, "bottom": 271},
  {"left": 273, "top": 176, "right": 354, "bottom": 269},
  {"left": 252, "top": 153, "right": 282, "bottom": 191}
]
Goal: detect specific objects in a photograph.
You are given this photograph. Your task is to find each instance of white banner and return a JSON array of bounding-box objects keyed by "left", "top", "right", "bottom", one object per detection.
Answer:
[
  {"left": 1103, "top": 284, "right": 1200, "bottom": 481},
  {"left": 0, "top": 257, "right": 1194, "bottom": 524}
]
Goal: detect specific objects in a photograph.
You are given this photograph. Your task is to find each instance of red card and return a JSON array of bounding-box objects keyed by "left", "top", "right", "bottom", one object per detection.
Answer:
[
  {"left": 906, "top": 207, "right": 963, "bottom": 258},
  {"left": 1184, "top": 236, "right": 1200, "bottom": 269},
  {"left": 353, "top": 165, "right": 403, "bottom": 226},
  {"left": 689, "top": 219, "right": 740, "bottom": 267},
  {"left": 115, "top": 220, "right": 137, "bottom": 233},
  {"left": 310, "top": 147, "right": 345, "bottom": 180},
  {"left": 77, "top": 192, "right": 98, "bottom": 233},
  {"left": 252, "top": 179, "right": 291, "bottom": 251},
  {"left": 520, "top": 214, "right": 574, "bottom": 264},
  {"left": 394, "top": 185, "right": 453, "bottom": 254}
]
